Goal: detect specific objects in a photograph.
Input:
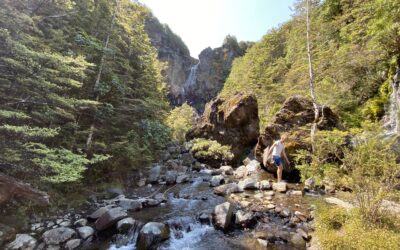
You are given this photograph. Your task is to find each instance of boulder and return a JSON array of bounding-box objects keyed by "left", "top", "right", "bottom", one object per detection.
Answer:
[
  {"left": 304, "top": 177, "right": 315, "bottom": 190},
  {"left": 77, "top": 226, "right": 94, "bottom": 240},
  {"left": 176, "top": 174, "right": 190, "bottom": 184},
  {"left": 6, "top": 234, "right": 37, "bottom": 250},
  {"left": 235, "top": 211, "right": 254, "bottom": 227},
  {"left": 181, "top": 152, "right": 194, "bottom": 166},
  {"left": 255, "top": 96, "right": 339, "bottom": 177},
  {"left": 290, "top": 233, "right": 306, "bottom": 248},
  {"left": 219, "top": 166, "right": 234, "bottom": 175},
  {"left": 213, "top": 183, "right": 241, "bottom": 196},
  {"left": 42, "top": 227, "right": 75, "bottom": 245},
  {"left": 88, "top": 206, "right": 113, "bottom": 220},
  {"left": 148, "top": 165, "right": 162, "bottom": 183},
  {"left": 73, "top": 219, "right": 87, "bottom": 227},
  {"left": 272, "top": 182, "right": 287, "bottom": 193},
  {"left": 233, "top": 165, "right": 247, "bottom": 179},
  {"left": 118, "top": 199, "right": 143, "bottom": 211},
  {"left": 137, "top": 222, "right": 170, "bottom": 250},
  {"left": 213, "top": 202, "right": 234, "bottom": 230},
  {"left": 210, "top": 175, "right": 225, "bottom": 187},
  {"left": 95, "top": 207, "right": 127, "bottom": 230},
  {"left": 165, "top": 171, "right": 177, "bottom": 185},
  {"left": 187, "top": 93, "right": 260, "bottom": 162},
  {"left": 65, "top": 239, "right": 81, "bottom": 250},
  {"left": 238, "top": 178, "right": 258, "bottom": 190},
  {"left": 258, "top": 180, "right": 271, "bottom": 190},
  {"left": 117, "top": 217, "right": 138, "bottom": 233}
]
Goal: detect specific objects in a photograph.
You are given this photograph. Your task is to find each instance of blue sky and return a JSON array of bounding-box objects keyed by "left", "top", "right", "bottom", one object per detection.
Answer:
[{"left": 140, "top": 0, "right": 296, "bottom": 58}]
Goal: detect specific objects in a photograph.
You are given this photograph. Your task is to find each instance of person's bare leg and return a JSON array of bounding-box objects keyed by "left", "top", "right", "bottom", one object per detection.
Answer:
[{"left": 277, "top": 165, "right": 283, "bottom": 182}]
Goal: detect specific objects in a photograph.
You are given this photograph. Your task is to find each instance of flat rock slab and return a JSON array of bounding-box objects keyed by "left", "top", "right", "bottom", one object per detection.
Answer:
[
  {"left": 325, "top": 197, "right": 354, "bottom": 210},
  {"left": 272, "top": 182, "right": 287, "bottom": 193},
  {"left": 6, "top": 234, "right": 37, "bottom": 250},
  {"left": 214, "top": 202, "right": 234, "bottom": 230},
  {"left": 42, "top": 227, "right": 75, "bottom": 245}
]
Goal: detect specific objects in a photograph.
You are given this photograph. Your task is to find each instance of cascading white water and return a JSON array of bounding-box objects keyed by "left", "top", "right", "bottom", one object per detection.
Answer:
[
  {"left": 184, "top": 61, "right": 200, "bottom": 91},
  {"left": 384, "top": 67, "right": 400, "bottom": 136}
]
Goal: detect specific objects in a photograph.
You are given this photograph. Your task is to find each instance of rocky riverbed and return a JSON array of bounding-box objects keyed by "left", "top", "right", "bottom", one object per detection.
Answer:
[{"left": 2, "top": 144, "right": 330, "bottom": 250}]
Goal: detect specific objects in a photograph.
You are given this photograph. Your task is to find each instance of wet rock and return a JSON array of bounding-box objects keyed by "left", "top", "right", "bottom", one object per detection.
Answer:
[
  {"left": 77, "top": 226, "right": 94, "bottom": 240},
  {"left": 220, "top": 166, "right": 234, "bottom": 175},
  {"left": 95, "top": 207, "right": 128, "bottom": 231},
  {"left": 144, "top": 198, "right": 160, "bottom": 207},
  {"left": 42, "top": 227, "right": 75, "bottom": 245},
  {"left": 117, "top": 217, "right": 137, "bottom": 233},
  {"left": 238, "top": 178, "right": 258, "bottom": 190},
  {"left": 59, "top": 220, "right": 72, "bottom": 227},
  {"left": 154, "top": 193, "right": 167, "bottom": 203},
  {"left": 272, "top": 182, "right": 287, "bottom": 193},
  {"left": 165, "top": 171, "right": 177, "bottom": 185},
  {"left": 198, "top": 212, "right": 211, "bottom": 224},
  {"left": 181, "top": 152, "right": 194, "bottom": 166},
  {"left": 186, "top": 93, "right": 260, "bottom": 163},
  {"left": 210, "top": 175, "right": 225, "bottom": 187},
  {"left": 73, "top": 219, "right": 87, "bottom": 227},
  {"left": 258, "top": 180, "right": 271, "bottom": 190},
  {"left": 137, "top": 222, "right": 170, "bottom": 250},
  {"left": 235, "top": 211, "right": 254, "bottom": 227},
  {"left": 213, "top": 202, "right": 234, "bottom": 230},
  {"left": 176, "top": 174, "right": 190, "bottom": 184},
  {"left": 148, "top": 165, "right": 162, "bottom": 183},
  {"left": 65, "top": 239, "right": 81, "bottom": 250},
  {"left": 211, "top": 169, "right": 224, "bottom": 176},
  {"left": 6, "top": 234, "right": 37, "bottom": 250},
  {"left": 291, "top": 233, "right": 306, "bottom": 248},
  {"left": 214, "top": 183, "right": 241, "bottom": 196},
  {"left": 118, "top": 199, "right": 143, "bottom": 211},
  {"left": 257, "top": 238, "right": 269, "bottom": 249}
]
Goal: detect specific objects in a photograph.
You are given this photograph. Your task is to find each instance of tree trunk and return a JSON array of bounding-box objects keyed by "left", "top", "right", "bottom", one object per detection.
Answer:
[
  {"left": 306, "top": 0, "right": 319, "bottom": 152},
  {"left": 85, "top": 0, "right": 120, "bottom": 151}
]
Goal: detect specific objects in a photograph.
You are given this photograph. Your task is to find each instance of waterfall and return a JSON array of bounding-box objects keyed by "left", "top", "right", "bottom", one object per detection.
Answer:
[
  {"left": 184, "top": 61, "right": 200, "bottom": 91},
  {"left": 384, "top": 67, "right": 400, "bottom": 136}
]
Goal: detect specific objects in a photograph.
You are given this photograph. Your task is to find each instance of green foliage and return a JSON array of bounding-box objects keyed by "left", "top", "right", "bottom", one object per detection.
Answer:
[
  {"left": 25, "top": 143, "right": 109, "bottom": 183},
  {"left": 315, "top": 202, "right": 400, "bottom": 250},
  {"left": 342, "top": 134, "right": 400, "bottom": 222},
  {"left": 0, "top": 125, "right": 60, "bottom": 138},
  {"left": 362, "top": 78, "right": 392, "bottom": 121},
  {"left": 190, "top": 138, "right": 234, "bottom": 162},
  {"left": 221, "top": 0, "right": 395, "bottom": 129},
  {"left": 165, "top": 103, "right": 196, "bottom": 143}
]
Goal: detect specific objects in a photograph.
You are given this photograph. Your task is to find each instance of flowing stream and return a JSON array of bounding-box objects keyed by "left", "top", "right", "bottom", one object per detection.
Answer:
[
  {"left": 184, "top": 61, "right": 200, "bottom": 92},
  {"left": 384, "top": 67, "right": 400, "bottom": 136}
]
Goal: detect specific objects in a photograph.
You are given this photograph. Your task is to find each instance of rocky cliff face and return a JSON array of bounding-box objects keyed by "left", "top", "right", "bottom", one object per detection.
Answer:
[{"left": 145, "top": 16, "right": 251, "bottom": 110}]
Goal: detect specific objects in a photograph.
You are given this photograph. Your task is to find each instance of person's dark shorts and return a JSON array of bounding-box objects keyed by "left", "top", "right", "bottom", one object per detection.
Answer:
[{"left": 273, "top": 155, "right": 283, "bottom": 167}]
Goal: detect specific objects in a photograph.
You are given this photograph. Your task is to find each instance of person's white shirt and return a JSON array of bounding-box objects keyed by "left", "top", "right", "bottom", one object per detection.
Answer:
[{"left": 272, "top": 140, "right": 284, "bottom": 157}]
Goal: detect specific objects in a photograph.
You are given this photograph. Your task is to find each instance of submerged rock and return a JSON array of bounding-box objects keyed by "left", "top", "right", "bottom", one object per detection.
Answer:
[
  {"left": 118, "top": 199, "right": 143, "bottom": 211},
  {"left": 210, "top": 175, "right": 225, "bottom": 187},
  {"left": 213, "top": 183, "right": 241, "bottom": 196},
  {"left": 213, "top": 202, "right": 234, "bottom": 230},
  {"left": 137, "top": 222, "right": 170, "bottom": 250}
]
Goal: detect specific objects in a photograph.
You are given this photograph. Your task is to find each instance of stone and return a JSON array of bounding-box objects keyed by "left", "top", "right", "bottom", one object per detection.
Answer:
[
  {"left": 233, "top": 165, "right": 247, "bottom": 179},
  {"left": 325, "top": 197, "right": 354, "bottom": 210},
  {"left": 238, "top": 178, "right": 258, "bottom": 190},
  {"left": 42, "top": 227, "right": 75, "bottom": 245},
  {"left": 287, "top": 190, "right": 303, "bottom": 196},
  {"left": 176, "top": 174, "right": 190, "bottom": 184},
  {"left": 235, "top": 210, "right": 254, "bottom": 227},
  {"left": 77, "top": 226, "right": 94, "bottom": 240},
  {"left": 296, "top": 228, "right": 311, "bottom": 241},
  {"left": 219, "top": 166, "right": 234, "bottom": 175},
  {"left": 304, "top": 177, "right": 315, "bottom": 190},
  {"left": 118, "top": 199, "right": 143, "bottom": 211},
  {"left": 165, "top": 171, "right": 177, "bottom": 185},
  {"left": 280, "top": 208, "right": 291, "bottom": 218},
  {"left": 213, "top": 202, "right": 234, "bottom": 230},
  {"left": 137, "top": 178, "right": 146, "bottom": 187},
  {"left": 264, "top": 190, "right": 275, "bottom": 196},
  {"left": 117, "top": 217, "right": 137, "bottom": 233},
  {"left": 213, "top": 183, "right": 241, "bottom": 196},
  {"left": 148, "top": 165, "right": 162, "bottom": 183},
  {"left": 211, "top": 169, "right": 224, "bottom": 176},
  {"left": 95, "top": 207, "right": 128, "bottom": 231},
  {"left": 137, "top": 222, "right": 170, "bottom": 250},
  {"left": 239, "top": 200, "right": 250, "bottom": 208},
  {"left": 73, "top": 219, "right": 87, "bottom": 227},
  {"left": 181, "top": 152, "right": 194, "bottom": 166},
  {"left": 154, "top": 193, "right": 167, "bottom": 203},
  {"left": 294, "top": 211, "right": 308, "bottom": 222},
  {"left": 257, "top": 238, "right": 269, "bottom": 249},
  {"left": 88, "top": 206, "right": 112, "bottom": 220},
  {"left": 210, "top": 175, "right": 225, "bottom": 187},
  {"left": 290, "top": 233, "right": 306, "bottom": 248},
  {"left": 65, "top": 239, "right": 81, "bottom": 250},
  {"left": 145, "top": 199, "right": 160, "bottom": 207},
  {"left": 47, "top": 222, "right": 55, "bottom": 228},
  {"left": 272, "top": 182, "right": 287, "bottom": 192},
  {"left": 258, "top": 180, "right": 271, "bottom": 190},
  {"left": 266, "top": 204, "right": 276, "bottom": 210},
  {"left": 192, "top": 161, "right": 203, "bottom": 171},
  {"left": 46, "top": 245, "right": 60, "bottom": 250},
  {"left": 198, "top": 212, "right": 211, "bottom": 224},
  {"left": 6, "top": 234, "right": 37, "bottom": 250},
  {"left": 59, "top": 220, "right": 72, "bottom": 227},
  {"left": 186, "top": 93, "right": 260, "bottom": 164}
]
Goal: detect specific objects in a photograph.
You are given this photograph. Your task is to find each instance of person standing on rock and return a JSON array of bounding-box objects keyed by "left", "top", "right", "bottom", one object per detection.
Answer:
[{"left": 266, "top": 133, "right": 290, "bottom": 182}]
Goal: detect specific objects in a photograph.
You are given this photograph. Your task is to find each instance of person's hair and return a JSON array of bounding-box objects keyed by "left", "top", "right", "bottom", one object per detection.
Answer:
[{"left": 281, "top": 133, "right": 289, "bottom": 140}]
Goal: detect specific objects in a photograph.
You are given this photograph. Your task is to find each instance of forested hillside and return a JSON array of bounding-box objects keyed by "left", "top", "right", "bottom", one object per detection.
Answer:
[
  {"left": 222, "top": 0, "right": 400, "bottom": 129},
  {"left": 0, "top": 0, "right": 169, "bottom": 186}
]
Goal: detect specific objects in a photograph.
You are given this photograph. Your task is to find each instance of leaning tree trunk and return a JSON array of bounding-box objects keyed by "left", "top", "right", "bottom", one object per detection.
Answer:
[
  {"left": 85, "top": 0, "right": 120, "bottom": 152},
  {"left": 306, "top": 0, "right": 319, "bottom": 152}
]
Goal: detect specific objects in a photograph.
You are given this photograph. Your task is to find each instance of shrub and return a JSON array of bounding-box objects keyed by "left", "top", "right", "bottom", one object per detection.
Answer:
[
  {"left": 165, "top": 103, "right": 196, "bottom": 143},
  {"left": 189, "top": 138, "right": 234, "bottom": 163}
]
